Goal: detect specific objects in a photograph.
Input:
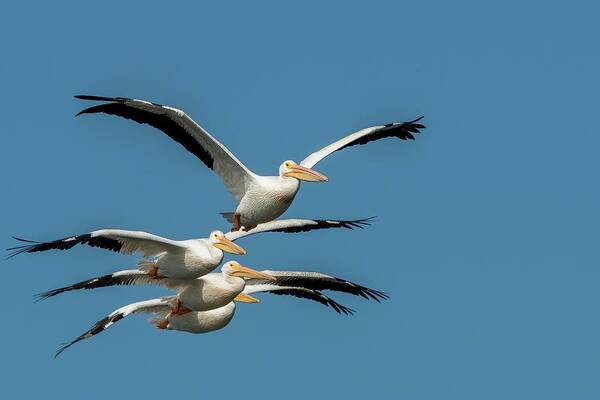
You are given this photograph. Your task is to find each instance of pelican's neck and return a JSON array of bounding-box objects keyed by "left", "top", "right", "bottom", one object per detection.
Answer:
[
  {"left": 206, "top": 242, "right": 224, "bottom": 261},
  {"left": 221, "top": 272, "right": 245, "bottom": 288},
  {"left": 278, "top": 175, "right": 301, "bottom": 192}
]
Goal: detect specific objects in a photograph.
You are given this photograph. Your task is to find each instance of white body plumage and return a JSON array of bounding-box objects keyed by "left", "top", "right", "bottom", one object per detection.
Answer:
[
  {"left": 166, "top": 302, "right": 236, "bottom": 333},
  {"left": 150, "top": 238, "right": 224, "bottom": 279},
  {"left": 236, "top": 176, "right": 300, "bottom": 226},
  {"left": 178, "top": 270, "right": 246, "bottom": 311}
]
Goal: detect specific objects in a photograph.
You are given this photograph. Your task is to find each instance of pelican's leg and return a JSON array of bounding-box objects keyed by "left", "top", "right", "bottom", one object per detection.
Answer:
[
  {"left": 242, "top": 224, "right": 257, "bottom": 232},
  {"left": 146, "top": 261, "right": 165, "bottom": 279},
  {"left": 147, "top": 262, "right": 160, "bottom": 279},
  {"left": 231, "top": 213, "right": 242, "bottom": 232},
  {"left": 171, "top": 298, "right": 192, "bottom": 316},
  {"left": 155, "top": 318, "right": 169, "bottom": 330}
]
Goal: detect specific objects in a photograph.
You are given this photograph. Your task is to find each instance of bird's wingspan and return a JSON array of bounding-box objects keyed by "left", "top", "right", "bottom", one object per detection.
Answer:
[
  {"left": 55, "top": 297, "right": 172, "bottom": 357},
  {"left": 300, "top": 117, "right": 425, "bottom": 168},
  {"left": 243, "top": 284, "right": 354, "bottom": 315},
  {"left": 246, "top": 270, "right": 389, "bottom": 302},
  {"left": 8, "top": 229, "right": 185, "bottom": 258},
  {"left": 75, "top": 95, "right": 255, "bottom": 202},
  {"left": 224, "top": 217, "right": 375, "bottom": 241}
]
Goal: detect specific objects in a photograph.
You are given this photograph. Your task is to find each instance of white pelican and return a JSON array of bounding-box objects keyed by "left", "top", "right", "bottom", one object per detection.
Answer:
[
  {"left": 8, "top": 217, "right": 372, "bottom": 279},
  {"left": 75, "top": 95, "right": 425, "bottom": 231},
  {"left": 54, "top": 288, "right": 354, "bottom": 357},
  {"left": 35, "top": 263, "right": 387, "bottom": 313},
  {"left": 38, "top": 261, "right": 276, "bottom": 314}
]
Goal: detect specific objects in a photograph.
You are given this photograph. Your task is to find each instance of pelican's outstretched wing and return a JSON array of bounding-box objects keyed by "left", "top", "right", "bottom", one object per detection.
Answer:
[
  {"left": 224, "top": 217, "right": 374, "bottom": 241},
  {"left": 8, "top": 229, "right": 185, "bottom": 258},
  {"left": 244, "top": 284, "right": 354, "bottom": 315},
  {"left": 246, "top": 270, "right": 389, "bottom": 302},
  {"left": 34, "top": 270, "right": 189, "bottom": 301},
  {"left": 55, "top": 297, "right": 172, "bottom": 357},
  {"left": 300, "top": 117, "right": 425, "bottom": 168},
  {"left": 75, "top": 95, "right": 254, "bottom": 201}
]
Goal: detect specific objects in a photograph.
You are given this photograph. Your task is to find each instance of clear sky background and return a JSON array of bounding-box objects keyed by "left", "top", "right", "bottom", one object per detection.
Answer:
[{"left": 1, "top": 1, "right": 599, "bottom": 399}]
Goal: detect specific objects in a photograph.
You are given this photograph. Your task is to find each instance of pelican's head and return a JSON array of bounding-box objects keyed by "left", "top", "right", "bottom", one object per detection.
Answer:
[
  {"left": 222, "top": 261, "right": 276, "bottom": 303},
  {"left": 279, "top": 160, "right": 328, "bottom": 182},
  {"left": 209, "top": 231, "right": 246, "bottom": 255},
  {"left": 221, "top": 260, "right": 276, "bottom": 281}
]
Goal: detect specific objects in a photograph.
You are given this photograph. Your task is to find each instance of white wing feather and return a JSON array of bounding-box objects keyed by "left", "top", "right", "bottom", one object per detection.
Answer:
[
  {"left": 90, "top": 229, "right": 186, "bottom": 257},
  {"left": 224, "top": 217, "right": 372, "bottom": 241},
  {"left": 55, "top": 297, "right": 173, "bottom": 357},
  {"left": 143, "top": 103, "right": 255, "bottom": 201},
  {"left": 300, "top": 118, "right": 424, "bottom": 168},
  {"left": 76, "top": 96, "right": 257, "bottom": 202},
  {"left": 301, "top": 126, "right": 384, "bottom": 168}
]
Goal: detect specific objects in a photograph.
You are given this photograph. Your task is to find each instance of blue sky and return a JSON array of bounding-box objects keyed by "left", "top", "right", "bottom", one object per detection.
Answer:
[{"left": 1, "top": 1, "right": 599, "bottom": 398}]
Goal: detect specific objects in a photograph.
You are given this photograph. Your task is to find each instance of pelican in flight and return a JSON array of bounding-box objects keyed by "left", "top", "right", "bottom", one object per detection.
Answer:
[
  {"left": 37, "top": 261, "right": 276, "bottom": 315},
  {"left": 36, "top": 262, "right": 387, "bottom": 315},
  {"left": 8, "top": 217, "right": 371, "bottom": 279},
  {"left": 75, "top": 95, "right": 425, "bottom": 231},
  {"left": 55, "top": 288, "right": 355, "bottom": 357}
]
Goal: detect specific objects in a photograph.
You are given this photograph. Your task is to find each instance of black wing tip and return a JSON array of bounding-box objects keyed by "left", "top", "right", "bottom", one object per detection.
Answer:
[
  {"left": 342, "top": 216, "right": 378, "bottom": 229},
  {"left": 5, "top": 245, "right": 34, "bottom": 259},
  {"left": 10, "top": 233, "right": 121, "bottom": 254},
  {"left": 380, "top": 116, "right": 426, "bottom": 140},
  {"left": 334, "top": 276, "right": 389, "bottom": 302},
  {"left": 384, "top": 115, "right": 425, "bottom": 126},
  {"left": 54, "top": 340, "right": 77, "bottom": 358},
  {"left": 361, "top": 287, "right": 390, "bottom": 302},
  {"left": 33, "top": 273, "right": 126, "bottom": 303},
  {"left": 33, "top": 288, "right": 61, "bottom": 303},
  {"left": 406, "top": 116, "right": 426, "bottom": 130},
  {"left": 74, "top": 95, "right": 129, "bottom": 102},
  {"left": 337, "top": 303, "right": 356, "bottom": 316},
  {"left": 75, "top": 104, "right": 113, "bottom": 117},
  {"left": 6, "top": 236, "right": 39, "bottom": 258},
  {"left": 75, "top": 94, "right": 103, "bottom": 100},
  {"left": 326, "top": 297, "right": 355, "bottom": 315},
  {"left": 11, "top": 236, "right": 40, "bottom": 244},
  {"left": 54, "top": 312, "right": 119, "bottom": 358},
  {"left": 75, "top": 108, "right": 92, "bottom": 117},
  {"left": 74, "top": 96, "right": 132, "bottom": 116},
  {"left": 312, "top": 216, "right": 377, "bottom": 231},
  {"left": 315, "top": 290, "right": 355, "bottom": 315}
]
